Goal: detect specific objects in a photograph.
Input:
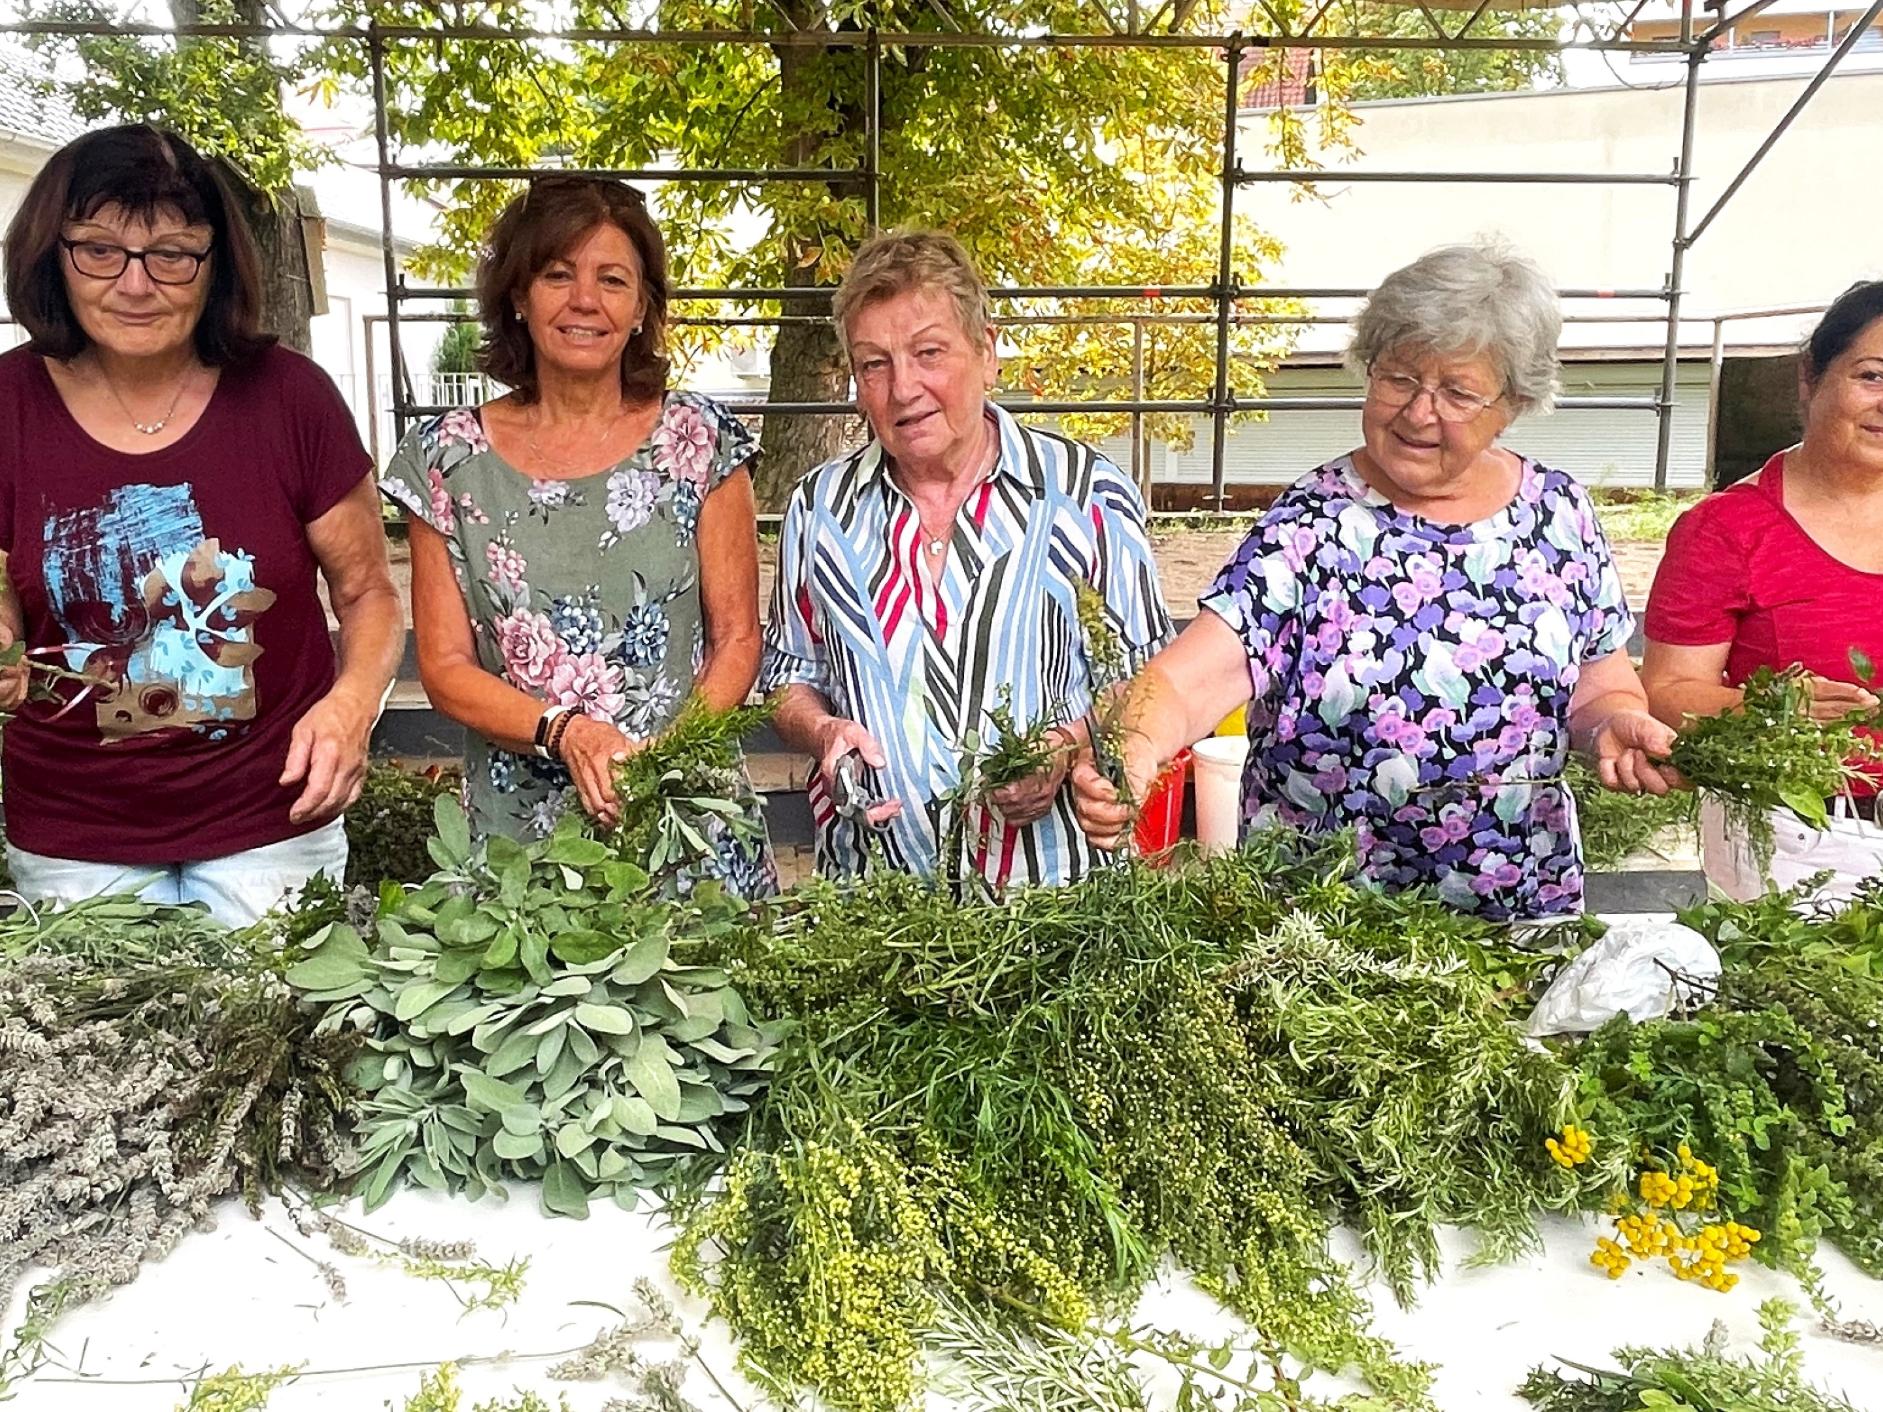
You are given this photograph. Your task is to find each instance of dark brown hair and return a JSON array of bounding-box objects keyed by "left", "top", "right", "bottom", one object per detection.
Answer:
[
  {"left": 2, "top": 123, "right": 273, "bottom": 366},
  {"left": 1803, "top": 280, "right": 1883, "bottom": 382},
  {"left": 475, "top": 176, "right": 670, "bottom": 403}
]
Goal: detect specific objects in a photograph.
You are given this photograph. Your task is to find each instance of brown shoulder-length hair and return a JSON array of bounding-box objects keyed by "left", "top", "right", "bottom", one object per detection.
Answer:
[
  {"left": 475, "top": 176, "right": 671, "bottom": 404},
  {"left": 2, "top": 123, "right": 273, "bottom": 366}
]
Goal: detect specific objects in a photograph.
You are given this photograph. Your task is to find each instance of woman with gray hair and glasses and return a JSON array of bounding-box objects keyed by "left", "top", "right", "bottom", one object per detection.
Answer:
[{"left": 1073, "top": 242, "right": 1676, "bottom": 920}]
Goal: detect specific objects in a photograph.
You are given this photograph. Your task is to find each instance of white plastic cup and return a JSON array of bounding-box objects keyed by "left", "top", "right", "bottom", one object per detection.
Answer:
[{"left": 1191, "top": 735, "right": 1250, "bottom": 854}]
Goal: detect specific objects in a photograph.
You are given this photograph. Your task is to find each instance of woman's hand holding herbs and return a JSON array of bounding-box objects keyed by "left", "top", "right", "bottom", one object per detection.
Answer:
[
  {"left": 1805, "top": 673, "right": 1880, "bottom": 722},
  {"left": 559, "top": 714, "right": 645, "bottom": 828},
  {"left": 986, "top": 727, "right": 1075, "bottom": 825},
  {"left": 1070, "top": 736, "right": 1157, "bottom": 850},
  {"left": 1590, "top": 707, "right": 1682, "bottom": 796},
  {"left": 0, "top": 639, "right": 27, "bottom": 714}
]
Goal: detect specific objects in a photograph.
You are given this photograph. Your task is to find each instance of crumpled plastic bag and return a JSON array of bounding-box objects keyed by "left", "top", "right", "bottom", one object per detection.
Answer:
[{"left": 1525, "top": 917, "right": 1721, "bottom": 1038}]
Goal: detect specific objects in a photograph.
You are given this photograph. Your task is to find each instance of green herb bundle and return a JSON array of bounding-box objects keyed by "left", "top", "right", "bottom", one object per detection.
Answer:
[
  {"left": 1563, "top": 883, "right": 1883, "bottom": 1303},
  {"left": 608, "top": 695, "right": 772, "bottom": 888},
  {"left": 1565, "top": 755, "right": 1697, "bottom": 871},
  {"left": 288, "top": 798, "right": 783, "bottom": 1216},
  {"left": 1668, "top": 665, "right": 1879, "bottom": 877},
  {"left": 1518, "top": 1299, "right": 1861, "bottom": 1412},
  {"left": 0, "top": 892, "right": 358, "bottom": 1389},
  {"left": 672, "top": 833, "right": 1580, "bottom": 1412},
  {"left": 346, "top": 762, "right": 461, "bottom": 888},
  {"left": 933, "top": 687, "right": 1065, "bottom": 894},
  {"left": 971, "top": 686, "right": 1062, "bottom": 792},
  {"left": 1074, "top": 580, "right": 1134, "bottom": 805}
]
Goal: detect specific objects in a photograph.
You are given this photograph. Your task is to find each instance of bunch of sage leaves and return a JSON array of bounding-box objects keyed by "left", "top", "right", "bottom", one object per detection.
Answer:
[{"left": 286, "top": 797, "right": 784, "bottom": 1217}]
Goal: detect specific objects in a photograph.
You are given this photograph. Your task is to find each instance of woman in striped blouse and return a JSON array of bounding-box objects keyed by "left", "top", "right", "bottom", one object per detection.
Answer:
[{"left": 759, "top": 230, "right": 1173, "bottom": 889}]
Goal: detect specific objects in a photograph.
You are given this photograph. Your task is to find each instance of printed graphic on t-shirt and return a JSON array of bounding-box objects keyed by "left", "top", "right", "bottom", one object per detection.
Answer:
[{"left": 41, "top": 483, "right": 276, "bottom": 742}]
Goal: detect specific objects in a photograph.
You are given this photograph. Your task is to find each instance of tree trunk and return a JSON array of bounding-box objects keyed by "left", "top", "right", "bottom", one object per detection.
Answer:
[
  {"left": 752, "top": 16, "right": 866, "bottom": 510},
  {"left": 239, "top": 181, "right": 319, "bottom": 355},
  {"left": 172, "top": 0, "right": 316, "bottom": 353},
  {"left": 754, "top": 298, "right": 851, "bottom": 511}
]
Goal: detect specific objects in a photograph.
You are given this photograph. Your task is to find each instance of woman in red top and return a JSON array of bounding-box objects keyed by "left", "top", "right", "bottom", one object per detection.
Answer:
[
  {"left": 1643, "top": 281, "right": 1883, "bottom": 898},
  {"left": 0, "top": 125, "right": 403, "bottom": 924}
]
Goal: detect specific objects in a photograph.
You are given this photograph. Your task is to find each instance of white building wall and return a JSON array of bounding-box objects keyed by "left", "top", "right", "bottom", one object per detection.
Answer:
[
  {"left": 1072, "top": 361, "right": 1710, "bottom": 491},
  {"left": 1240, "top": 71, "right": 1883, "bottom": 357},
  {"left": 0, "top": 159, "right": 36, "bottom": 350},
  {"left": 310, "top": 229, "right": 449, "bottom": 463}
]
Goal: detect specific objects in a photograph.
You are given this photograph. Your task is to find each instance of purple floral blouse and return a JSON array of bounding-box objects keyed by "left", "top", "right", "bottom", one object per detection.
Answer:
[{"left": 1200, "top": 454, "right": 1633, "bottom": 920}]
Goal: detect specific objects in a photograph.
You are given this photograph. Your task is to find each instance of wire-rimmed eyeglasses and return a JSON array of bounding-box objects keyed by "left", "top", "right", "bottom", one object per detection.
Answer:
[{"left": 1366, "top": 366, "right": 1504, "bottom": 423}]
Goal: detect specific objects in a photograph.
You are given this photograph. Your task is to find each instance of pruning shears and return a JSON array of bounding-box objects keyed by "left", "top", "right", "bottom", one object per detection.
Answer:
[{"left": 832, "top": 752, "right": 895, "bottom": 870}]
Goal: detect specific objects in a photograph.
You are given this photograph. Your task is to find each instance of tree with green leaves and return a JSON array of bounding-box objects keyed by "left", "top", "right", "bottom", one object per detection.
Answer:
[
  {"left": 1327, "top": 2, "right": 1565, "bottom": 100},
  {"left": 28, "top": 0, "right": 1569, "bottom": 497},
  {"left": 32, "top": 0, "right": 330, "bottom": 350},
  {"left": 430, "top": 300, "right": 482, "bottom": 375},
  {"left": 312, "top": 0, "right": 1305, "bottom": 502}
]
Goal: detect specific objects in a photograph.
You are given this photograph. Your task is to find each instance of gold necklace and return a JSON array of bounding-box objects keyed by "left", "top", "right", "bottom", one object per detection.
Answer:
[
  {"left": 526, "top": 404, "right": 632, "bottom": 476},
  {"left": 919, "top": 420, "right": 1001, "bottom": 556},
  {"left": 100, "top": 362, "right": 194, "bottom": 436}
]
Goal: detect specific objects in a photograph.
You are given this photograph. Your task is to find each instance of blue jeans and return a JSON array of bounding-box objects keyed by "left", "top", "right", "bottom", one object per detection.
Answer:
[{"left": 5, "top": 819, "right": 348, "bottom": 927}]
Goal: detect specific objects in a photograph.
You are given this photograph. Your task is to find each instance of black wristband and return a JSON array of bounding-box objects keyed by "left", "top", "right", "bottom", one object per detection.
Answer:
[{"left": 547, "top": 708, "right": 577, "bottom": 760}]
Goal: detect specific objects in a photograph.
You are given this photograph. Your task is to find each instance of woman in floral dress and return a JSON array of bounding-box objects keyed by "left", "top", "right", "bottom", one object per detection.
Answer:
[
  {"left": 382, "top": 176, "right": 773, "bottom": 895},
  {"left": 1073, "top": 243, "right": 1677, "bottom": 920}
]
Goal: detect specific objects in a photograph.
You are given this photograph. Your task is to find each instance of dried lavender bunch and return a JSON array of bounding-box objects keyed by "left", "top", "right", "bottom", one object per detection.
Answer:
[{"left": 0, "top": 897, "right": 359, "bottom": 1388}]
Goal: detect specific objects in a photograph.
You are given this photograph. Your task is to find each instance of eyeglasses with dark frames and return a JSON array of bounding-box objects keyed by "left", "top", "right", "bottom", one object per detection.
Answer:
[{"left": 60, "top": 238, "right": 212, "bottom": 286}]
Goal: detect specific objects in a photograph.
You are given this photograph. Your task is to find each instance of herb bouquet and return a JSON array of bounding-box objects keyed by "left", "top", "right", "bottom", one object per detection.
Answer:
[
  {"left": 288, "top": 798, "right": 784, "bottom": 1217},
  {"left": 0, "top": 891, "right": 358, "bottom": 1387},
  {"left": 672, "top": 832, "right": 1582, "bottom": 1412},
  {"left": 1669, "top": 664, "right": 1881, "bottom": 878}
]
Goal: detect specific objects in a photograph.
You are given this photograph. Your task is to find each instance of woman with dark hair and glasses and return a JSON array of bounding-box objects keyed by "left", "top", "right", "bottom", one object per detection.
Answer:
[
  {"left": 380, "top": 176, "right": 773, "bottom": 894},
  {"left": 1073, "top": 242, "right": 1676, "bottom": 921},
  {"left": 1643, "top": 281, "right": 1883, "bottom": 899},
  {"left": 0, "top": 123, "right": 401, "bottom": 924}
]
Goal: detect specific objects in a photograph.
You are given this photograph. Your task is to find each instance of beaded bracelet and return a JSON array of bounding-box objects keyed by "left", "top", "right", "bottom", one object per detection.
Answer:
[{"left": 546, "top": 707, "right": 578, "bottom": 761}]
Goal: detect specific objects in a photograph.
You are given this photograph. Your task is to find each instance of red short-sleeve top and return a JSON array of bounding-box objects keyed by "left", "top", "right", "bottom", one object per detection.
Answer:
[
  {"left": 1645, "top": 449, "right": 1883, "bottom": 789},
  {"left": 0, "top": 344, "right": 369, "bottom": 864}
]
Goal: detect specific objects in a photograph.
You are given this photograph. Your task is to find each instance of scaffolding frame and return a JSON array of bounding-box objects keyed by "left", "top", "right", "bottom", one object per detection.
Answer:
[{"left": 7, "top": 0, "right": 1875, "bottom": 501}]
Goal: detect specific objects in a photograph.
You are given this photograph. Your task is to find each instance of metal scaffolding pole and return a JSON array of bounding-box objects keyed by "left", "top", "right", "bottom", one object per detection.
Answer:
[
  {"left": 0, "top": 19, "right": 1690, "bottom": 54},
  {"left": 4, "top": 8, "right": 1780, "bottom": 511},
  {"left": 1686, "top": 0, "right": 1883, "bottom": 249},
  {"left": 390, "top": 281, "right": 1671, "bottom": 303},
  {"left": 866, "top": 29, "right": 882, "bottom": 233},
  {"left": 367, "top": 24, "right": 410, "bottom": 454},
  {"left": 1209, "top": 37, "right": 1243, "bottom": 514},
  {"left": 1653, "top": 9, "right": 1704, "bottom": 492},
  {"left": 1238, "top": 169, "right": 1683, "bottom": 185}
]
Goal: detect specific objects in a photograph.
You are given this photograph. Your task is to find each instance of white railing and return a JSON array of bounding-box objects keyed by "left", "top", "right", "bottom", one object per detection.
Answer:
[{"left": 371, "top": 371, "right": 506, "bottom": 462}]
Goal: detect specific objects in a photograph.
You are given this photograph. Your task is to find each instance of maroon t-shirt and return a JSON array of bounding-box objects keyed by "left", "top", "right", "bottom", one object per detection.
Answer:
[
  {"left": 1645, "top": 449, "right": 1883, "bottom": 792},
  {"left": 0, "top": 344, "right": 369, "bottom": 863}
]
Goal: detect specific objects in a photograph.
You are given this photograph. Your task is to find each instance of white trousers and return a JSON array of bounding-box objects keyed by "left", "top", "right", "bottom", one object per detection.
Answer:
[
  {"left": 6, "top": 818, "right": 349, "bottom": 927},
  {"left": 1699, "top": 794, "right": 1883, "bottom": 905}
]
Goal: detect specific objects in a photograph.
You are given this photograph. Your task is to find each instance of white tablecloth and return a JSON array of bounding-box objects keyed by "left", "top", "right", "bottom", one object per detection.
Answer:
[{"left": 7, "top": 1190, "right": 1881, "bottom": 1410}]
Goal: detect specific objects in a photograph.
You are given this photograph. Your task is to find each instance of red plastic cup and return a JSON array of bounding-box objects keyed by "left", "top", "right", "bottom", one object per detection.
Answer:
[{"left": 1133, "top": 748, "right": 1192, "bottom": 860}]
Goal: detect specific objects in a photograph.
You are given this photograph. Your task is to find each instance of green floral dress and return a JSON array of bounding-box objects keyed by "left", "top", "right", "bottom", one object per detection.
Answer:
[{"left": 381, "top": 393, "right": 776, "bottom": 897}]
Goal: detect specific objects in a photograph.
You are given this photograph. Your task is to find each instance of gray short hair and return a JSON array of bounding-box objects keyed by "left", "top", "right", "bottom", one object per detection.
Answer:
[
  {"left": 833, "top": 230, "right": 991, "bottom": 357},
  {"left": 1348, "top": 242, "right": 1562, "bottom": 414}
]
